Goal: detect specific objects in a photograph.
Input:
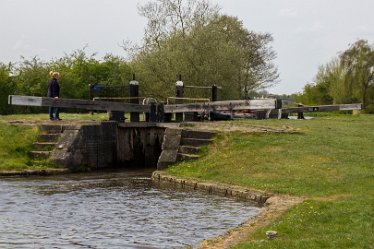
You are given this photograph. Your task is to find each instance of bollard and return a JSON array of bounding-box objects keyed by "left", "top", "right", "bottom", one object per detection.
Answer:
[
  {"left": 175, "top": 75, "right": 184, "bottom": 122},
  {"left": 276, "top": 99, "right": 282, "bottom": 120},
  {"left": 297, "top": 103, "right": 305, "bottom": 119},
  {"left": 157, "top": 103, "right": 165, "bottom": 122},
  {"left": 211, "top": 84, "right": 218, "bottom": 102},
  {"left": 108, "top": 110, "right": 125, "bottom": 122},
  {"left": 149, "top": 103, "right": 157, "bottom": 122},
  {"left": 88, "top": 83, "right": 94, "bottom": 100},
  {"left": 129, "top": 74, "right": 139, "bottom": 122}
]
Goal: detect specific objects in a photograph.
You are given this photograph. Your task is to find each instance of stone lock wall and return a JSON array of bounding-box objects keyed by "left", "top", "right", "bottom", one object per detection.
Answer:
[{"left": 51, "top": 122, "right": 164, "bottom": 170}]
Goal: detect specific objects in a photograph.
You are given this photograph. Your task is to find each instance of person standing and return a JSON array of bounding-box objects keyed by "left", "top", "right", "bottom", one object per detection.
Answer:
[{"left": 47, "top": 71, "right": 61, "bottom": 120}]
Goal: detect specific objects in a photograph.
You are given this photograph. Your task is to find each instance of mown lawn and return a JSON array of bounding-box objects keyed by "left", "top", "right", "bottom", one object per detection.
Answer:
[{"left": 167, "top": 114, "right": 374, "bottom": 248}]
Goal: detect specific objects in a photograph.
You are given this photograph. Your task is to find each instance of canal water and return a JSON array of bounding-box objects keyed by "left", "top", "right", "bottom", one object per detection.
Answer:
[{"left": 0, "top": 170, "right": 261, "bottom": 248}]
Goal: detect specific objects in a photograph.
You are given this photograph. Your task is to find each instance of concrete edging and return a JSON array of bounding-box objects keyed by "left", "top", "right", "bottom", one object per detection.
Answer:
[
  {"left": 151, "top": 171, "right": 304, "bottom": 249},
  {"left": 0, "top": 168, "right": 70, "bottom": 177},
  {"left": 152, "top": 171, "right": 271, "bottom": 204}
]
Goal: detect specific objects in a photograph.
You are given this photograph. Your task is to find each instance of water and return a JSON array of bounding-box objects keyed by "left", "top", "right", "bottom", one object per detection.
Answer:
[{"left": 0, "top": 170, "right": 261, "bottom": 248}]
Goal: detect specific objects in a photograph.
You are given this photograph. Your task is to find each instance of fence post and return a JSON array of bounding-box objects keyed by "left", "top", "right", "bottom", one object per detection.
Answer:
[{"left": 129, "top": 74, "right": 139, "bottom": 122}]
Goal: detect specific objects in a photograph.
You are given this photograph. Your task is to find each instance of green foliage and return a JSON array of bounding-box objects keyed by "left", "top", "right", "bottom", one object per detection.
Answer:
[
  {"left": 0, "top": 63, "right": 15, "bottom": 114},
  {"left": 51, "top": 50, "right": 132, "bottom": 99},
  {"left": 298, "top": 39, "right": 374, "bottom": 108},
  {"left": 340, "top": 40, "right": 374, "bottom": 108},
  {"left": 297, "top": 81, "right": 332, "bottom": 105},
  {"left": 135, "top": 0, "right": 279, "bottom": 100},
  {"left": 0, "top": 50, "right": 132, "bottom": 114}
]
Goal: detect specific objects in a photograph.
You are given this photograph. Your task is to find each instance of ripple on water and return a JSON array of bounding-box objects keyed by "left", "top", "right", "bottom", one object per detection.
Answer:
[{"left": 0, "top": 172, "right": 261, "bottom": 248}]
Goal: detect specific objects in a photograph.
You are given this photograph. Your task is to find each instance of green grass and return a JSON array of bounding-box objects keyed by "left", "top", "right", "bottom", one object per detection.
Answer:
[
  {"left": 167, "top": 114, "right": 374, "bottom": 248},
  {"left": 0, "top": 119, "right": 39, "bottom": 171},
  {"left": 0, "top": 112, "right": 108, "bottom": 171}
]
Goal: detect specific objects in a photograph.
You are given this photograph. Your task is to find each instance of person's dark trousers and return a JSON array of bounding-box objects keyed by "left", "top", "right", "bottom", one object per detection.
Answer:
[{"left": 49, "top": 107, "right": 59, "bottom": 119}]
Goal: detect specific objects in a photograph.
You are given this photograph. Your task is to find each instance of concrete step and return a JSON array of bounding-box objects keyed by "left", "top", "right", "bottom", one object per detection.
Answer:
[
  {"left": 181, "top": 130, "right": 215, "bottom": 139},
  {"left": 33, "top": 142, "right": 57, "bottom": 149},
  {"left": 178, "top": 145, "right": 200, "bottom": 154},
  {"left": 29, "top": 151, "right": 51, "bottom": 159},
  {"left": 180, "top": 138, "right": 214, "bottom": 147},
  {"left": 37, "top": 134, "right": 60, "bottom": 142},
  {"left": 40, "top": 124, "right": 63, "bottom": 134},
  {"left": 177, "top": 153, "right": 200, "bottom": 161}
]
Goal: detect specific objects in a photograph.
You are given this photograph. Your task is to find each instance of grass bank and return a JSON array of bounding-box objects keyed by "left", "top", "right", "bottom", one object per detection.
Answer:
[{"left": 167, "top": 114, "right": 374, "bottom": 248}]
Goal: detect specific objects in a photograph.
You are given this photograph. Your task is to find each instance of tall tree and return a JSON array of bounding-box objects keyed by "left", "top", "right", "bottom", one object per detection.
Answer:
[
  {"left": 134, "top": 0, "right": 278, "bottom": 100},
  {"left": 298, "top": 39, "right": 374, "bottom": 109},
  {"left": 340, "top": 40, "right": 374, "bottom": 108},
  {"left": 0, "top": 63, "right": 14, "bottom": 114}
]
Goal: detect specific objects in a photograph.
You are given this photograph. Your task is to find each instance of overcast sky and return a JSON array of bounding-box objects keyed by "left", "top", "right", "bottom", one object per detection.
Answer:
[{"left": 1, "top": 0, "right": 374, "bottom": 94}]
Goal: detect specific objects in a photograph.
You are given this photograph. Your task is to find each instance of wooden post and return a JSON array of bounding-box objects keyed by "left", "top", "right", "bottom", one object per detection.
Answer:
[
  {"left": 175, "top": 75, "right": 184, "bottom": 122},
  {"left": 211, "top": 84, "right": 218, "bottom": 102},
  {"left": 129, "top": 74, "right": 139, "bottom": 122}
]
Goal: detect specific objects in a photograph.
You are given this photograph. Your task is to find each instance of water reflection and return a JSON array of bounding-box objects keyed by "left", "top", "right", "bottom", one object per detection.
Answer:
[{"left": 0, "top": 170, "right": 261, "bottom": 248}]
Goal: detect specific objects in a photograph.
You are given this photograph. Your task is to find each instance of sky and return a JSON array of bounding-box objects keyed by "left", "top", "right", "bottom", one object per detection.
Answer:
[{"left": 1, "top": 0, "right": 374, "bottom": 94}]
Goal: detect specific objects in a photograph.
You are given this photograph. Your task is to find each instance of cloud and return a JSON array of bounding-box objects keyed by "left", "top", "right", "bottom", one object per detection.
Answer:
[
  {"left": 279, "top": 7, "right": 298, "bottom": 17},
  {"left": 311, "top": 21, "right": 325, "bottom": 32},
  {"left": 12, "top": 37, "right": 31, "bottom": 51},
  {"left": 293, "top": 21, "right": 325, "bottom": 34}
]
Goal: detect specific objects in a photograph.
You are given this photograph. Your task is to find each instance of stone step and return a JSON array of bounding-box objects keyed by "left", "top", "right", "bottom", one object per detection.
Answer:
[
  {"left": 180, "top": 138, "right": 214, "bottom": 147},
  {"left": 181, "top": 130, "right": 215, "bottom": 140},
  {"left": 177, "top": 153, "right": 200, "bottom": 161},
  {"left": 33, "top": 142, "right": 57, "bottom": 149},
  {"left": 37, "top": 134, "right": 60, "bottom": 142},
  {"left": 178, "top": 145, "right": 200, "bottom": 154},
  {"left": 29, "top": 151, "right": 50, "bottom": 159}
]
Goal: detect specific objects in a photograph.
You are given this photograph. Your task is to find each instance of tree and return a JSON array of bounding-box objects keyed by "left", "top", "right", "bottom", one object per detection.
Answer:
[
  {"left": 12, "top": 57, "right": 50, "bottom": 97},
  {"left": 298, "top": 39, "right": 374, "bottom": 109},
  {"left": 340, "top": 40, "right": 374, "bottom": 108},
  {"left": 0, "top": 63, "right": 14, "bottom": 114},
  {"left": 134, "top": 0, "right": 278, "bottom": 100},
  {"left": 138, "top": 0, "right": 220, "bottom": 50}
]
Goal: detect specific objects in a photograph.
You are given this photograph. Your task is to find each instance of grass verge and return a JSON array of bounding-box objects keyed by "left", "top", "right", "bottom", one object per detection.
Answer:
[
  {"left": 0, "top": 112, "right": 108, "bottom": 171},
  {"left": 167, "top": 114, "right": 374, "bottom": 248},
  {"left": 0, "top": 119, "right": 39, "bottom": 171}
]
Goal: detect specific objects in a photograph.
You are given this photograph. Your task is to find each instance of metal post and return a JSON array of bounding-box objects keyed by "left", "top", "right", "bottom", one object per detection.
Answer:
[
  {"left": 129, "top": 74, "right": 139, "bottom": 122},
  {"left": 88, "top": 84, "right": 94, "bottom": 100},
  {"left": 175, "top": 75, "right": 184, "bottom": 122}
]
